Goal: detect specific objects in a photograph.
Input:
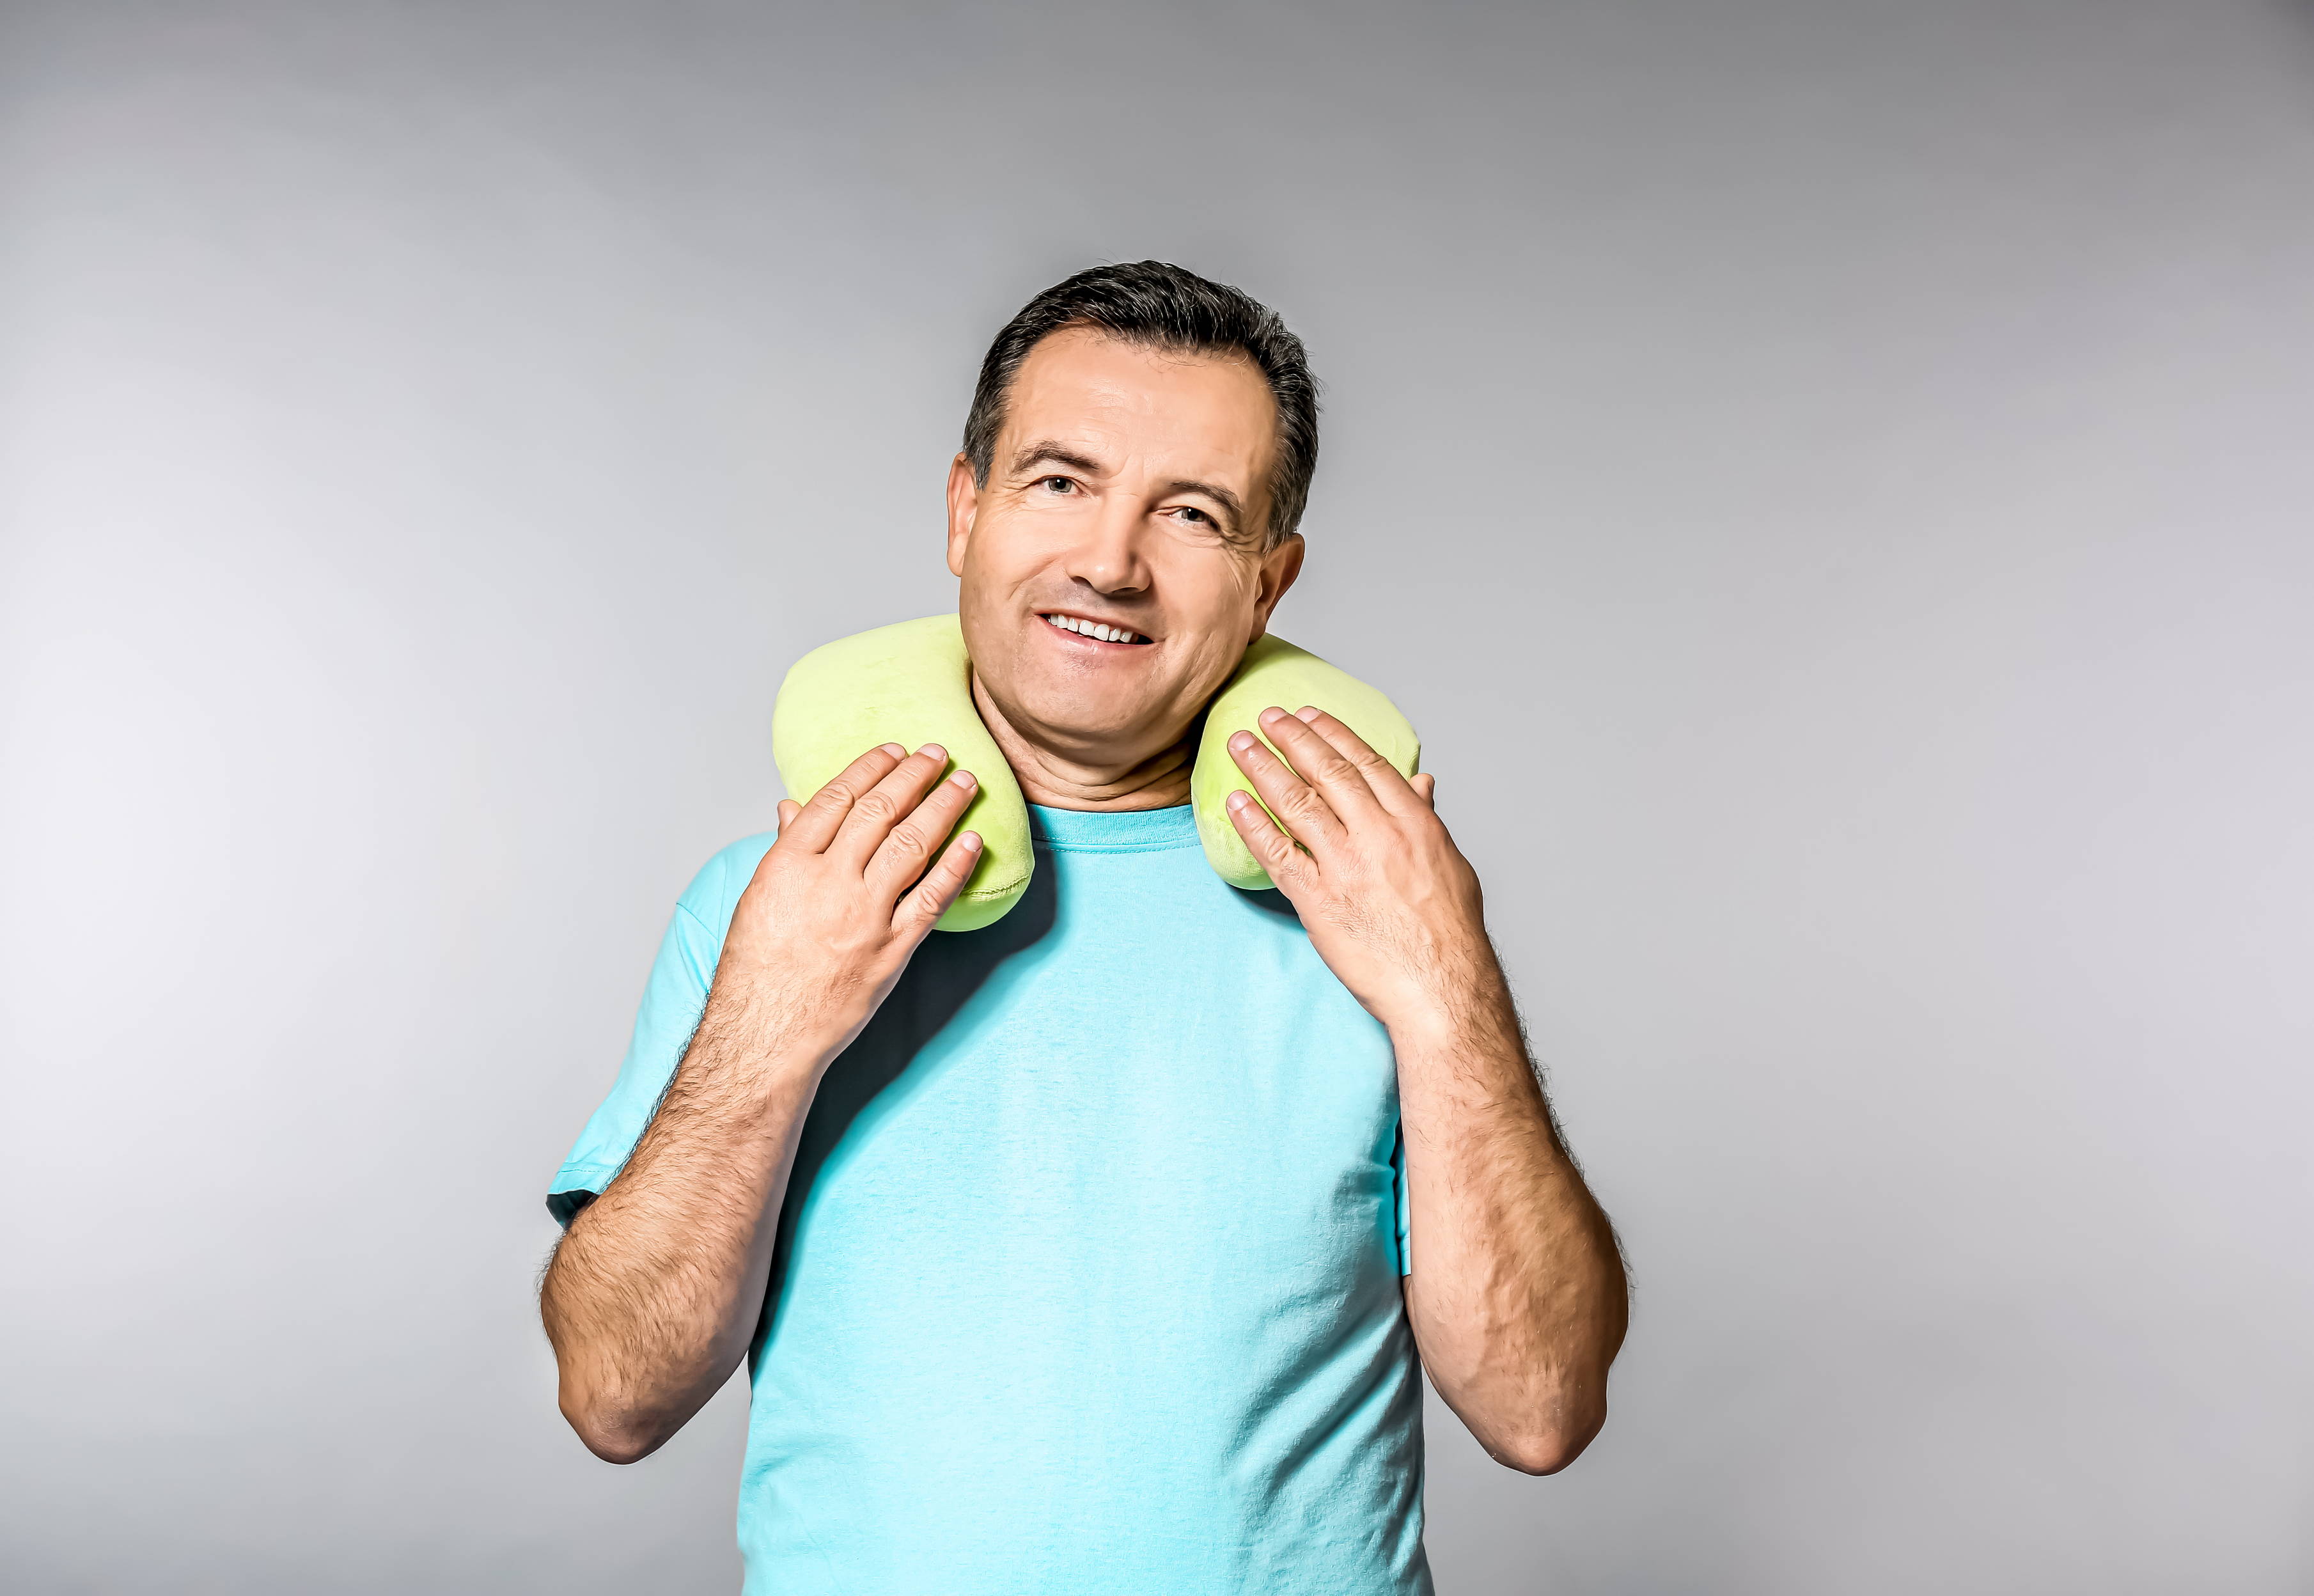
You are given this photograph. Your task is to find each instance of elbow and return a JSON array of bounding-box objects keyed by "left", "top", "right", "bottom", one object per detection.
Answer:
[
  {"left": 574, "top": 1427, "right": 657, "bottom": 1467},
  {"left": 559, "top": 1388, "right": 669, "bottom": 1467},
  {"left": 1488, "top": 1400, "right": 1608, "bottom": 1477}
]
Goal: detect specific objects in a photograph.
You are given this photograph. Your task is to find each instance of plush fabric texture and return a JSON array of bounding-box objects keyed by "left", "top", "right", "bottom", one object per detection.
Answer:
[
  {"left": 770, "top": 616, "right": 1030, "bottom": 931},
  {"left": 770, "top": 616, "right": 1419, "bottom": 926},
  {"left": 1191, "top": 634, "right": 1423, "bottom": 888}
]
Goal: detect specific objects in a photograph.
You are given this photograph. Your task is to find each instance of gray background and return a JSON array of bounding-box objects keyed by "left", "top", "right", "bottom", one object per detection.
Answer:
[{"left": 3, "top": 2, "right": 2308, "bottom": 1591}]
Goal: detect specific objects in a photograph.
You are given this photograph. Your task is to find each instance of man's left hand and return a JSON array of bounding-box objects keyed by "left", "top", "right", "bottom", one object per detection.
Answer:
[{"left": 1224, "top": 706, "right": 1496, "bottom": 1032}]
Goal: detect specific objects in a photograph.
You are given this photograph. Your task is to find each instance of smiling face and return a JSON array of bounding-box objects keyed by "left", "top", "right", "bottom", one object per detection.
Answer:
[{"left": 946, "top": 325, "right": 1304, "bottom": 801}]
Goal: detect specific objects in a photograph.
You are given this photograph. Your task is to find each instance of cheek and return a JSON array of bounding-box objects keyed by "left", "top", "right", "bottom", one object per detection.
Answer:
[
  {"left": 1159, "top": 546, "right": 1260, "bottom": 611},
  {"left": 971, "top": 510, "right": 1079, "bottom": 587},
  {"left": 1168, "top": 568, "right": 1262, "bottom": 653},
  {"left": 958, "top": 524, "right": 1036, "bottom": 612},
  {"left": 1166, "top": 634, "right": 1248, "bottom": 713}
]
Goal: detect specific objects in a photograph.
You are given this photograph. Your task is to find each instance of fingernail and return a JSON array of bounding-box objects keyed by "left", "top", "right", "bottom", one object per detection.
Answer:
[
  {"left": 950, "top": 769, "right": 976, "bottom": 788},
  {"left": 1259, "top": 707, "right": 1287, "bottom": 726},
  {"left": 1295, "top": 706, "right": 1320, "bottom": 723},
  {"left": 881, "top": 743, "right": 906, "bottom": 757},
  {"left": 960, "top": 831, "right": 982, "bottom": 851},
  {"left": 919, "top": 743, "right": 946, "bottom": 761},
  {"left": 1229, "top": 731, "right": 1256, "bottom": 753},
  {"left": 1227, "top": 790, "right": 1251, "bottom": 811}
]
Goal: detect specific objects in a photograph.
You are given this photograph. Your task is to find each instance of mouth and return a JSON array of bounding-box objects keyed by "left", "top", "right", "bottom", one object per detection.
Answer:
[{"left": 1038, "top": 611, "right": 1153, "bottom": 646}]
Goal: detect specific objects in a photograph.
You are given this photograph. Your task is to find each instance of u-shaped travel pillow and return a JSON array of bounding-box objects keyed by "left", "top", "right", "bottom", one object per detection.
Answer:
[{"left": 770, "top": 615, "right": 1420, "bottom": 930}]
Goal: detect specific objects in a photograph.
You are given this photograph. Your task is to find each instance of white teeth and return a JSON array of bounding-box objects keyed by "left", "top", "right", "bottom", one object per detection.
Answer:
[{"left": 1044, "top": 614, "right": 1143, "bottom": 644}]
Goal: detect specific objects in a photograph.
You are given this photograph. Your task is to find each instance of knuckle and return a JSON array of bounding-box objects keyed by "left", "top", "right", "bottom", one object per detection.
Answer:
[
  {"left": 1278, "top": 788, "right": 1328, "bottom": 824},
  {"left": 852, "top": 792, "right": 899, "bottom": 825}
]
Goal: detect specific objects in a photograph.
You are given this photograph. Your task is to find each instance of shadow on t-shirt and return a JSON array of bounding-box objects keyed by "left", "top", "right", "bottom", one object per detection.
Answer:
[{"left": 749, "top": 863, "right": 1061, "bottom": 1361}]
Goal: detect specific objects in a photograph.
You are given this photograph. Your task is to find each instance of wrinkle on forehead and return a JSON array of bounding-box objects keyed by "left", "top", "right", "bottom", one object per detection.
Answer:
[{"left": 999, "top": 327, "right": 1278, "bottom": 514}]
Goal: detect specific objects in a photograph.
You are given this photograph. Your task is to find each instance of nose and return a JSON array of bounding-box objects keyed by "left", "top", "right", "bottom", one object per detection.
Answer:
[{"left": 1063, "top": 492, "right": 1153, "bottom": 598}]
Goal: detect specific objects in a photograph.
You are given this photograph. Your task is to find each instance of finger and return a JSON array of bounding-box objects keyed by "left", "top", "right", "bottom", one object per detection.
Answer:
[
  {"left": 1288, "top": 705, "right": 1423, "bottom": 815},
  {"left": 1224, "top": 788, "right": 1314, "bottom": 891},
  {"left": 782, "top": 744, "right": 908, "bottom": 853},
  {"left": 777, "top": 799, "right": 801, "bottom": 831},
  {"left": 829, "top": 744, "right": 951, "bottom": 867},
  {"left": 1226, "top": 725, "right": 1345, "bottom": 852},
  {"left": 867, "top": 767, "right": 979, "bottom": 893},
  {"left": 1411, "top": 772, "right": 1437, "bottom": 808},
  {"left": 893, "top": 831, "right": 983, "bottom": 937},
  {"left": 1258, "top": 707, "right": 1391, "bottom": 824}
]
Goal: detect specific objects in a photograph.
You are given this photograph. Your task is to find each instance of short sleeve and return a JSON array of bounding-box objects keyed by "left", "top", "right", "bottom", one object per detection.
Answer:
[
  {"left": 544, "top": 834, "right": 775, "bottom": 1226},
  {"left": 1391, "top": 1123, "right": 1412, "bottom": 1276}
]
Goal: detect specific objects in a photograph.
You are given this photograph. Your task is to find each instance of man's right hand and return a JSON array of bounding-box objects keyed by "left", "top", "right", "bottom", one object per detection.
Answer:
[
  {"left": 541, "top": 740, "right": 979, "bottom": 1464},
  {"left": 717, "top": 741, "right": 983, "bottom": 1072}
]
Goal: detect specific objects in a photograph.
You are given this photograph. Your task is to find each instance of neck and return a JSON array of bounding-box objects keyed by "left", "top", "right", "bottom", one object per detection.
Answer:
[{"left": 969, "top": 671, "right": 1196, "bottom": 811}]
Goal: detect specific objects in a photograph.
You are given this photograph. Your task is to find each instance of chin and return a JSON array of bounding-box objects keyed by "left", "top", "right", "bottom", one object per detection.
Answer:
[
  {"left": 1016, "top": 692, "right": 1145, "bottom": 747},
  {"left": 990, "top": 671, "right": 1150, "bottom": 746}
]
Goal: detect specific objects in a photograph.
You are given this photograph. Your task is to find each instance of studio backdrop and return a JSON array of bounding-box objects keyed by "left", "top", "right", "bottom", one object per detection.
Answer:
[{"left": 3, "top": 2, "right": 2308, "bottom": 1592}]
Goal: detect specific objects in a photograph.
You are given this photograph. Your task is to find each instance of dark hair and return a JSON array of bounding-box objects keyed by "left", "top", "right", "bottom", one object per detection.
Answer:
[{"left": 962, "top": 262, "right": 1319, "bottom": 549}]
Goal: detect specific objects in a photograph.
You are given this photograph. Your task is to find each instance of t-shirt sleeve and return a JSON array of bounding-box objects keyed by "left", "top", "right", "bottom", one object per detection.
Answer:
[
  {"left": 1391, "top": 1123, "right": 1412, "bottom": 1277},
  {"left": 544, "top": 834, "right": 773, "bottom": 1227}
]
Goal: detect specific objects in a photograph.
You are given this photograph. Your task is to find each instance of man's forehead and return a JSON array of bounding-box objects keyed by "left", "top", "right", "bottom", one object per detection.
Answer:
[{"left": 1000, "top": 327, "right": 1277, "bottom": 478}]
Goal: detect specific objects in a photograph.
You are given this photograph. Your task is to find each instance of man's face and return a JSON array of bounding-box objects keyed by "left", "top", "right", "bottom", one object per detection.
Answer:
[{"left": 947, "top": 325, "right": 1303, "bottom": 770}]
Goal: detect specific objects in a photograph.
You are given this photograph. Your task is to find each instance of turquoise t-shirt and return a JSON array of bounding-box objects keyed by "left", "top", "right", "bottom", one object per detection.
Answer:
[{"left": 550, "top": 804, "right": 1430, "bottom": 1594}]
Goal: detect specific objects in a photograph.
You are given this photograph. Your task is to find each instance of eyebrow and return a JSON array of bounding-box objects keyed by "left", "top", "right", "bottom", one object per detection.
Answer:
[
  {"left": 1010, "top": 442, "right": 1107, "bottom": 479},
  {"left": 1165, "top": 476, "right": 1246, "bottom": 531},
  {"left": 1010, "top": 441, "right": 1248, "bottom": 534}
]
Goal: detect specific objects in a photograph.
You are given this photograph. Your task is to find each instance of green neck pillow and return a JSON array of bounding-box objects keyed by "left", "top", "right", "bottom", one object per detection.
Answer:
[{"left": 770, "top": 615, "right": 1419, "bottom": 932}]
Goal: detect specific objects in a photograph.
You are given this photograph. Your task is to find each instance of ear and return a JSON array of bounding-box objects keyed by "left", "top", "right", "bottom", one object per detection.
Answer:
[
  {"left": 1246, "top": 533, "right": 1305, "bottom": 644},
  {"left": 945, "top": 453, "right": 980, "bottom": 579}
]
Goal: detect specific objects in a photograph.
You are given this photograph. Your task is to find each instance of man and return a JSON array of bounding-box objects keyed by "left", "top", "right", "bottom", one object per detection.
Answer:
[{"left": 540, "top": 262, "right": 1627, "bottom": 1593}]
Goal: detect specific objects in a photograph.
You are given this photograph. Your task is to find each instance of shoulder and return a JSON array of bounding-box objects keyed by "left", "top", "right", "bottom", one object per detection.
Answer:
[{"left": 673, "top": 831, "right": 777, "bottom": 935}]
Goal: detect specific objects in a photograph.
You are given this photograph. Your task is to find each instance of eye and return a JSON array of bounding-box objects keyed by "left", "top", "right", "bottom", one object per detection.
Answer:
[
  {"left": 1039, "top": 475, "right": 1076, "bottom": 494},
  {"left": 1174, "top": 506, "right": 1212, "bottom": 526}
]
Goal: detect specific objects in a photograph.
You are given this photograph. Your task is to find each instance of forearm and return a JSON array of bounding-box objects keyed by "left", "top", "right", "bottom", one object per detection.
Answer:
[
  {"left": 541, "top": 983, "right": 826, "bottom": 1463},
  {"left": 539, "top": 744, "right": 979, "bottom": 1462},
  {"left": 1395, "top": 968, "right": 1627, "bottom": 1475},
  {"left": 1212, "top": 705, "right": 1628, "bottom": 1472}
]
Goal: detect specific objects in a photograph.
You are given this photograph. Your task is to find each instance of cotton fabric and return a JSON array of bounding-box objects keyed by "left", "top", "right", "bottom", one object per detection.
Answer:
[{"left": 550, "top": 803, "right": 1428, "bottom": 1594}]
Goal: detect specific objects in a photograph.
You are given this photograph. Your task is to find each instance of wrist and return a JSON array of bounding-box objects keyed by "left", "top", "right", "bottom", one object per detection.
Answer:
[
  {"left": 1379, "top": 961, "right": 1517, "bottom": 1056},
  {"left": 1380, "top": 1002, "right": 1481, "bottom": 1063},
  {"left": 694, "top": 978, "right": 847, "bottom": 1090}
]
